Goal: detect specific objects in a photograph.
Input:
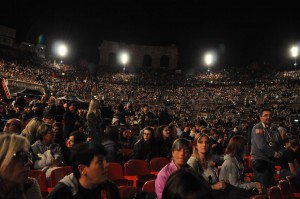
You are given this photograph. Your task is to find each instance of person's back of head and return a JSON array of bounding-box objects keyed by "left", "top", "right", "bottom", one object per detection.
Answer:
[{"left": 162, "top": 168, "right": 213, "bottom": 199}]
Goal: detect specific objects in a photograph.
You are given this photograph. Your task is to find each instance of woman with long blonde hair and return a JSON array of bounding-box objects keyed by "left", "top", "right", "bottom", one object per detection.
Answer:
[
  {"left": 0, "top": 134, "right": 42, "bottom": 199},
  {"left": 86, "top": 98, "right": 102, "bottom": 142}
]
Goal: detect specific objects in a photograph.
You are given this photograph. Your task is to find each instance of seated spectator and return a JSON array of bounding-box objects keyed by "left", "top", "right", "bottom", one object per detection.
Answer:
[
  {"left": 130, "top": 127, "right": 159, "bottom": 161},
  {"left": 2, "top": 118, "right": 23, "bottom": 134},
  {"left": 219, "top": 135, "right": 263, "bottom": 194},
  {"left": 31, "top": 123, "right": 65, "bottom": 179},
  {"left": 0, "top": 133, "right": 42, "bottom": 199},
  {"left": 101, "top": 125, "right": 120, "bottom": 162},
  {"left": 46, "top": 141, "right": 120, "bottom": 199},
  {"left": 21, "top": 117, "right": 44, "bottom": 144},
  {"left": 155, "top": 138, "right": 192, "bottom": 199},
  {"left": 43, "top": 112, "right": 56, "bottom": 125},
  {"left": 162, "top": 168, "right": 213, "bottom": 199},
  {"left": 276, "top": 137, "right": 300, "bottom": 178},
  {"left": 156, "top": 125, "right": 174, "bottom": 159},
  {"left": 60, "top": 131, "right": 86, "bottom": 165}
]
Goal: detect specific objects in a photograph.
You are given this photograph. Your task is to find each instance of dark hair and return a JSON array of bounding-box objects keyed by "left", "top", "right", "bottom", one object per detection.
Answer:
[
  {"left": 69, "top": 131, "right": 86, "bottom": 144},
  {"left": 71, "top": 141, "right": 107, "bottom": 178},
  {"left": 104, "top": 125, "right": 119, "bottom": 143},
  {"left": 156, "top": 125, "right": 168, "bottom": 138},
  {"left": 171, "top": 138, "right": 192, "bottom": 154},
  {"left": 225, "top": 135, "right": 247, "bottom": 162},
  {"left": 259, "top": 108, "right": 272, "bottom": 117},
  {"left": 162, "top": 168, "right": 213, "bottom": 199},
  {"left": 36, "top": 123, "right": 53, "bottom": 140}
]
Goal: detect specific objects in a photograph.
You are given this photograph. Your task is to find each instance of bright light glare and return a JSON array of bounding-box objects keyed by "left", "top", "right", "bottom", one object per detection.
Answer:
[
  {"left": 53, "top": 42, "right": 68, "bottom": 57},
  {"left": 291, "top": 46, "right": 298, "bottom": 58},
  {"left": 120, "top": 53, "right": 129, "bottom": 65},
  {"left": 204, "top": 53, "right": 213, "bottom": 66}
]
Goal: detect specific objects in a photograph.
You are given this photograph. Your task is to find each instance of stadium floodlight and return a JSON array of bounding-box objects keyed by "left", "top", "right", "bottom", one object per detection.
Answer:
[
  {"left": 204, "top": 52, "right": 215, "bottom": 72},
  {"left": 52, "top": 41, "right": 68, "bottom": 68},
  {"left": 119, "top": 52, "right": 129, "bottom": 73},
  {"left": 291, "top": 46, "right": 298, "bottom": 70}
]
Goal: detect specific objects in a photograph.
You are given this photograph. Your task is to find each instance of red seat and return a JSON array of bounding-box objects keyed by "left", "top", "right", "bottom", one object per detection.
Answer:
[
  {"left": 268, "top": 186, "right": 284, "bottom": 199},
  {"left": 48, "top": 167, "right": 73, "bottom": 192},
  {"left": 29, "top": 170, "right": 48, "bottom": 198},
  {"left": 124, "top": 160, "right": 156, "bottom": 188},
  {"left": 274, "top": 166, "right": 281, "bottom": 181},
  {"left": 107, "top": 162, "right": 128, "bottom": 186},
  {"left": 142, "top": 179, "right": 155, "bottom": 193},
  {"left": 278, "top": 179, "right": 300, "bottom": 199},
  {"left": 149, "top": 157, "right": 169, "bottom": 175},
  {"left": 119, "top": 186, "right": 140, "bottom": 199},
  {"left": 286, "top": 176, "right": 300, "bottom": 193},
  {"left": 249, "top": 195, "right": 267, "bottom": 199}
]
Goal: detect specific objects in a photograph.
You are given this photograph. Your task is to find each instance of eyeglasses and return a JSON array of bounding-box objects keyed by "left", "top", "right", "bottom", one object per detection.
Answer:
[
  {"left": 12, "top": 151, "right": 33, "bottom": 164},
  {"left": 5, "top": 122, "right": 21, "bottom": 129}
]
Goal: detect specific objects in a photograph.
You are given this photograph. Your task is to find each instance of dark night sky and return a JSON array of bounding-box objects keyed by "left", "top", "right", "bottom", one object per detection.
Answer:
[{"left": 1, "top": 1, "right": 300, "bottom": 70}]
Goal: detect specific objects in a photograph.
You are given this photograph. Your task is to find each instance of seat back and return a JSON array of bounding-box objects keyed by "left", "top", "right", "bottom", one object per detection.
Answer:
[
  {"left": 268, "top": 186, "right": 284, "bottom": 199},
  {"left": 278, "top": 179, "right": 293, "bottom": 199},
  {"left": 119, "top": 186, "right": 140, "bottom": 199},
  {"left": 48, "top": 167, "right": 72, "bottom": 188},
  {"left": 108, "top": 162, "right": 124, "bottom": 181},
  {"left": 149, "top": 157, "right": 169, "bottom": 173},
  {"left": 142, "top": 179, "right": 155, "bottom": 193},
  {"left": 124, "top": 160, "right": 150, "bottom": 176},
  {"left": 29, "top": 170, "right": 48, "bottom": 192}
]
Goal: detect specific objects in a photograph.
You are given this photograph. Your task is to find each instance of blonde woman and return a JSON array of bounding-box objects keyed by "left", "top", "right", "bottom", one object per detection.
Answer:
[
  {"left": 21, "top": 117, "right": 44, "bottom": 144},
  {"left": 187, "top": 133, "right": 226, "bottom": 190},
  {"left": 86, "top": 98, "right": 102, "bottom": 142},
  {"left": 0, "top": 134, "right": 42, "bottom": 199}
]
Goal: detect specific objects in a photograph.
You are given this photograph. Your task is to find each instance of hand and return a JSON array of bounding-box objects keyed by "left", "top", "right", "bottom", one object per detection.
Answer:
[
  {"left": 211, "top": 181, "right": 226, "bottom": 190},
  {"left": 255, "top": 182, "right": 263, "bottom": 194}
]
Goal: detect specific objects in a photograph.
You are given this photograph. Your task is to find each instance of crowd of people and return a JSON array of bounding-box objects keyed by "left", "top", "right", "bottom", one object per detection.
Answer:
[{"left": 0, "top": 47, "right": 300, "bottom": 198}]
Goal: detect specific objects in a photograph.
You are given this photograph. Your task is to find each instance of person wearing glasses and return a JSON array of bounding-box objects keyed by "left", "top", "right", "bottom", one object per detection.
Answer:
[
  {"left": 31, "top": 123, "right": 65, "bottom": 179},
  {"left": 130, "top": 127, "right": 159, "bottom": 161},
  {"left": 0, "top": 133, "right": 42, "bottom": 199},
  {"left": 2, "top": 118, "right": 23, "bottom": 134}
]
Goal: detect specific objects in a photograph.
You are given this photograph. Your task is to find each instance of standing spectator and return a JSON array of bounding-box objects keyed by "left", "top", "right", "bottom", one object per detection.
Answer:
[
  {"left": 63, "top": 103, "right": 79, "bottom": 139},
  {"left": 21, "top": 117, "right": 44, "bottom": 144},
  {"left": 86, "top": 99, "right": 102, "bottom": 143},
  {"left": 251, "top": 108, "right": 285, "bottom": 193}
]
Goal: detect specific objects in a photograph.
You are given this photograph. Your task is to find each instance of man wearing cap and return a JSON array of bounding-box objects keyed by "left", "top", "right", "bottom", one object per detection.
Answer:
[{"left": 251, "top": 108, "right": 285, "bottom": 193}]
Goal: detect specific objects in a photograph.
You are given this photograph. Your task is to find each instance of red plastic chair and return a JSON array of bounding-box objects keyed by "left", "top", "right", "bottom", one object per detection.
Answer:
[
  {"left": 107, "top": 162, "right": 128, "bottom": 186},
  {"left": 119, "top": 186, "right": 140, "bottom": 199},
  {"left": 274, "top": 165, "right": 281, "bottom": 181},
  {"left": 278, "top": 179, "right": 300, "bottom": 199},
  {"left": 124, "top": 160, "right": 156, "bottom": 188},
  {"left": 268, "top": 186, "right": 284, "bottom": 199},
  {"left": 48, "top": 167, "right": 73, "bottom": 192},
  {"left": 142, "top": 179, "right": 155, "bottom": 193},
  {"left": 29, "top": 170, "right": 48, "bottom": 198},
  {"left": 149, "top": 157, "right": 169, "bottom": 175}
]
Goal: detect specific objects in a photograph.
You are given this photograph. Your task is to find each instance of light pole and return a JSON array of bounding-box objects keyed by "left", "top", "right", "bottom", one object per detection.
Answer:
[
  {"left": 120, "top": 52, "right": 129, "bottom": 73},
  {"left": 204, "top": 53, "right": 213, "bottom": 73},
  {"left": 291, "top": 46, "right": 298, "bottom": 71},
  {"left": 53, "top": 42, "right": 68, "bottom": 68}
]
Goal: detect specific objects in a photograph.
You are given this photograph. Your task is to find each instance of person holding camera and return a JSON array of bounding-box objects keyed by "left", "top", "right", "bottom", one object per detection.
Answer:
[{"left": 251, "top": 108, "right": 285, "bottom": 194}]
